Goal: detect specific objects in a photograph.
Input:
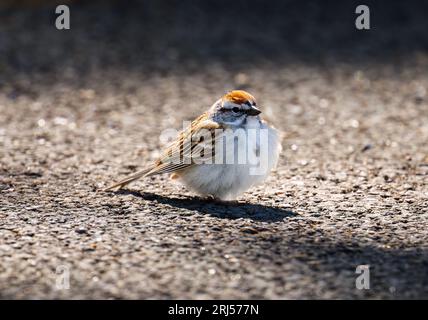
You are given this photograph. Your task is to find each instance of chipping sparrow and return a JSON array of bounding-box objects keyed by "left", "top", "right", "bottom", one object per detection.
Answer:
[{"left": 104, "top": 90, "right": 281, "bottom": 200}]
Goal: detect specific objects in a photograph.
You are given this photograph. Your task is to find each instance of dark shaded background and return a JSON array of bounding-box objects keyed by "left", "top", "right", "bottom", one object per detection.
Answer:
[{"left": 1, "top": 0, "right": 428, "bottom": 86}]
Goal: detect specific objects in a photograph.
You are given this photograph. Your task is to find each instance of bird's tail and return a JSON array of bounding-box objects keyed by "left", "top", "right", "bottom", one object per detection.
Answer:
[{"left": 103, "top": 167, "right": 153, "bottom": 191}]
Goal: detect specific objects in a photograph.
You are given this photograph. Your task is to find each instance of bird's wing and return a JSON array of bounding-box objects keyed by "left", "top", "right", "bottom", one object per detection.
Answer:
[
  {"left": 103, "top": 113, "right": 224, "bottom": 191},
  {"left": 145, "top": 113, "right": 223, "bottom": 176}
]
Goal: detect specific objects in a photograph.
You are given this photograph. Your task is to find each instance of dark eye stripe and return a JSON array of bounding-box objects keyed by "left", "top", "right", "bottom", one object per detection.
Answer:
[{"left": 220, "top": 107, "right": 242, "bottom": 113}]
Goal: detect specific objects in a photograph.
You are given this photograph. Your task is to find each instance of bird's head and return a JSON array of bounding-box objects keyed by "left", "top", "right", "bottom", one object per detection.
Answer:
[{"left": 210, "top": 90, "right": 261, "bottom": 126}]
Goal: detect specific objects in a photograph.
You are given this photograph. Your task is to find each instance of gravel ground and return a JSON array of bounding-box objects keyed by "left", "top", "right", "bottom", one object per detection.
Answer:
[{"left": 0, "top": 0, "right": 427, "bottom": 299}]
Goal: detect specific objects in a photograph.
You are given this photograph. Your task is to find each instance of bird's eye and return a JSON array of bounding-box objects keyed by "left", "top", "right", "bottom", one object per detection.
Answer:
[{"left": 232, "top": 107, "right": 240, "bottom": 113}]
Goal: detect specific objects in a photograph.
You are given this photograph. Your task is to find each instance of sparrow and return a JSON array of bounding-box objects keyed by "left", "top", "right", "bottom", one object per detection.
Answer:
[{"left": 104, "top": 90, "right": 281, "bottom": 200}]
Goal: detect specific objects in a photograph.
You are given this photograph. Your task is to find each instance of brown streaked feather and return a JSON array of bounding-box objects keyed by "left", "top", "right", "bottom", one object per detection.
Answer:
[
  {"left": 147, "top": 114, "right": 222, "bottom": 175},
  {"left": 103, "top": 113, "right": 223, "bottom": 191}
]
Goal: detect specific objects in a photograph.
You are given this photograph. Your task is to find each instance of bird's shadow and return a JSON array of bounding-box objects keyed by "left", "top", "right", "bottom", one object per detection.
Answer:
[{"left": 114, "top": 190, "right": 296, "bottom": 222}]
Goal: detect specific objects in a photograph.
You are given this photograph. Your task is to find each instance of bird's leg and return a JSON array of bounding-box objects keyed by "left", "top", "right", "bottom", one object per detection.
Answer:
[{"left": 204, "top": 196, "right": 240, "bottom": 206}]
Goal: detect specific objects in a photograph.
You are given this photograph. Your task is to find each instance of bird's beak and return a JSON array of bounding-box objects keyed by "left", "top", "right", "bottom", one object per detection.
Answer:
[{"left": 247, "top": 106, "right": 261, "bottom": 116}]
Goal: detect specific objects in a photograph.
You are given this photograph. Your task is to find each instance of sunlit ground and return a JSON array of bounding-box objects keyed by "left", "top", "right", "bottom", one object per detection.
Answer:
[{"left": 0, "top": 0, "right": 427, "bottom": 299}]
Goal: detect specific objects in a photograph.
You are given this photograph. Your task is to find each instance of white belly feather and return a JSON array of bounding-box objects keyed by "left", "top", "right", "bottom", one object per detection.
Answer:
[{"left": 178, "top": 118, "right": 281, "bottom": 200}]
